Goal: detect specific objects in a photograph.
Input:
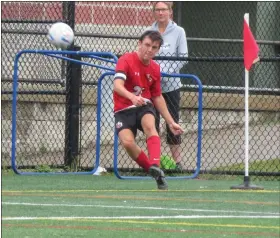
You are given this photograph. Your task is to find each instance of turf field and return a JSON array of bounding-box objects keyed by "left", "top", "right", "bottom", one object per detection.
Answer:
[{"left": 2, "top": 173, "right": 279, "bottom": 238}]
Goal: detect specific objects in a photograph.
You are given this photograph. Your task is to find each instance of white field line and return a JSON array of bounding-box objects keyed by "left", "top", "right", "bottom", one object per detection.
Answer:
[
  {"left": 2, "top": 215, "right": 279, "bottom": 221},
  {"left": 2, "top": 202, "right": 279, "bottom": 216}
]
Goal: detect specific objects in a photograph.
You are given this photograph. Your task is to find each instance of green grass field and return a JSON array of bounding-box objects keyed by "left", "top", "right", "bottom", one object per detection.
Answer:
[
  {"left": 215, "top": 158, "right": 280, "bottom": 172},
  {"left": 2, "top": 173, "right": 280, "bottom": 238}
]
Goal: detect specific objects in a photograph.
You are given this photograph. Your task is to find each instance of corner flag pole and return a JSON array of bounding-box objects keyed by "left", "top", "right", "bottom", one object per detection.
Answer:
[{"left": 231, "top": 13, "right": 263, "bottom": 190}]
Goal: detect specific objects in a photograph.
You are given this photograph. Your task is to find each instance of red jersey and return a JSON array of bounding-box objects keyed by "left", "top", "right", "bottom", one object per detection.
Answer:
[{"left": 113, "top": 52, "right": 161, "bottom": 112}]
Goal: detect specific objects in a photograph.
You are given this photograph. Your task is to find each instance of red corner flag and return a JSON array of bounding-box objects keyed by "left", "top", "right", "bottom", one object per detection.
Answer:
[{"left": 243, "top": 16, "right": 259, "bottom": 71}]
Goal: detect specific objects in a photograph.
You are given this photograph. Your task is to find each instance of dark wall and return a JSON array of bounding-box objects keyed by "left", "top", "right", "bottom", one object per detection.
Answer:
[{"left": 173, "top": 2, "right": 279, "bottom": 87}]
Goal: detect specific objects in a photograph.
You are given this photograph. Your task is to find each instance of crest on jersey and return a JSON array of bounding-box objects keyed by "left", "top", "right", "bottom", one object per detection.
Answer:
[
  {"left": 116, "top": 121, "right": 123, "bottom": 129},
  {"left": 146, "top": 74, "right": 152, "bottom": 82}
]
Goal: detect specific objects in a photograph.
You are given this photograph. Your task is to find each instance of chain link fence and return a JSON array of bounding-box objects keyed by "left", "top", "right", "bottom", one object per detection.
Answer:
[{"left": 1, "top": 1, "right": 279, "bottom": 180}]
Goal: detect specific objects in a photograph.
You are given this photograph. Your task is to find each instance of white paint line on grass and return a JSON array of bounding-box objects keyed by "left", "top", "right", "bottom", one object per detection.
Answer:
[
  {"left": 3, "top": 189, "right": 279, "bottom": 193},
  {"left": 2, "top": 202, "right": 279, "bottom": 215},
  {"left": 2, "top": 215, "right": 279, "bottom": 221}
]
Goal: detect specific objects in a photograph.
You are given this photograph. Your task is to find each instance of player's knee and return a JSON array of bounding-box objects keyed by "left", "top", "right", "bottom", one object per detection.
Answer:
[
  {"left": 143, "top": 124, "right": 157, "bottom": 136},
  {"left": 120, "top": 138, "right": 135, "bottom": 150}
]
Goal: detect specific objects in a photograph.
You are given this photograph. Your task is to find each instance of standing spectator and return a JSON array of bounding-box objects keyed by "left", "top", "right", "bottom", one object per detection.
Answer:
[
  {"left": 113, "top": 30, "right": 184, "bottom": 190},
  {"left": 148, "top": 1, "right": 188, "bottom": 170}
]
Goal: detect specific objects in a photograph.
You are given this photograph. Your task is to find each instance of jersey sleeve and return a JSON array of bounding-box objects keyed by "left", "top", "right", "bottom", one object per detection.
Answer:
[{"left": 114, "top": 55, "right": 129, "bottom": 81}]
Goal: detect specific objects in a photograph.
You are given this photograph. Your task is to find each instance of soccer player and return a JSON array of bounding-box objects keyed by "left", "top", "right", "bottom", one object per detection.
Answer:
[{"left": 113, "top": 30, "right": 184, "bottom": 190}]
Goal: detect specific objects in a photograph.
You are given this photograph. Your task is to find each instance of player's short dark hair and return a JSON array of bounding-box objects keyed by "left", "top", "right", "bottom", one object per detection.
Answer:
[{"left": 139, "top": 30, "right": 163, "bottom": 47}]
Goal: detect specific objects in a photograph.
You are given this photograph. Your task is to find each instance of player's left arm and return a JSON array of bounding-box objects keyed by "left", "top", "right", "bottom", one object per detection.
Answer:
[{"left": 150, "top": 71, "right": 183, "bottom": 135}]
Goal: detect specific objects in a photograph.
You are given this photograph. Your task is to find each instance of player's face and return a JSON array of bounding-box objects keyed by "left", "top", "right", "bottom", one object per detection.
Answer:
[
  {"left": 138, "top": 37, "right": 160, "bottom": 64},
  {"left": 153, "top": 2, "right": 171, "bottom": 24}
]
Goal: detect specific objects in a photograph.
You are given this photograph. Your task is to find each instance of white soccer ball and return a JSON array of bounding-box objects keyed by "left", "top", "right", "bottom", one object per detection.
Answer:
[{"left": 47, "top": 22, "right": 74, "bottom": 49}]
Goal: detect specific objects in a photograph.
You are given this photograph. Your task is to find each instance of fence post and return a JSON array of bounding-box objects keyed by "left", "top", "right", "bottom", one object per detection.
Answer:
[
  {"left": 62, "top": 1, "right": 79, "bottom": 170},
  {"left": 64, "top": 45, "right": 81, "bottom": 170},
  {"left": 63, "top": 1, "right": 75, "bottom": 29},
  {"left": 61, "top": 1, "right": 76, "bottom": 82}
]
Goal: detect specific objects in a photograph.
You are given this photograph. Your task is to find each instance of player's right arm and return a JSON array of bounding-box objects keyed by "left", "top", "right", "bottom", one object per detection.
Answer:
[
  {"left": 113, "top": 79, "right": 142, "bottom": 106},
  {"left": 113, "top": 56, "right": 145, "bottom": 107},
  {"left": 114, "top": 79, "right": 146, "bottom": 107}
]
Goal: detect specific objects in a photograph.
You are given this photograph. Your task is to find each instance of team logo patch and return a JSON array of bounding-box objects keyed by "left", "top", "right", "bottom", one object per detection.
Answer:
[
  {"left": 146, "top": 74, "right": 152, "bottom": 82},
  {"left": 116, "top": 121, "right": 123, "bottom": 129}
]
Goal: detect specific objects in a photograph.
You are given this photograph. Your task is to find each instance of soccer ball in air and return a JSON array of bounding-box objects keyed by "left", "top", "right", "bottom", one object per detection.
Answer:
[{"left": 47, "top": 22, "right": 74, "bottom": 49}]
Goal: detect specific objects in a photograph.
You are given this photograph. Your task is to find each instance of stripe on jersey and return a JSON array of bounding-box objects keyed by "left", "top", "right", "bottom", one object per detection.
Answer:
[{"left": 114, "top": 72, "right": 126, "bottom": 80}]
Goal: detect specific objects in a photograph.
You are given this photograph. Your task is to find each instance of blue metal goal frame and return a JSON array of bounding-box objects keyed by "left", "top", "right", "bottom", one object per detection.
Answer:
[
  {"left": 110, "top": 72, "right": 203, "bottom": 180},
  {"left": 11, "top": 50, "right": 117, "bottom": 175},
  {"left": 11, "top": 50, "right": 203, "bottom": 178}
]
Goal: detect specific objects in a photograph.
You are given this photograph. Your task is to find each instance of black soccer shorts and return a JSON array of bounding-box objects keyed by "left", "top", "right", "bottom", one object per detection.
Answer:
[{"left": 114, "top": 104, "right": 156, "bottom": 137}]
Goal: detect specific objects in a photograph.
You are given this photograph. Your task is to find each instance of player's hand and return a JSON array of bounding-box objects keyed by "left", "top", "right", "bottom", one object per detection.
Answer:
[
  {"left": 168, "top": 122, "right": 184, "bottom": 135},
  {"left": 131, "top": 95, "right": 146, "bottom": 107}
]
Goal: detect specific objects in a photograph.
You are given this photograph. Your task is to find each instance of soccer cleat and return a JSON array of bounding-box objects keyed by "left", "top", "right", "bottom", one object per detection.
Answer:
[{"left": 148, "top": 166, "right": 168, "bottom": 190}]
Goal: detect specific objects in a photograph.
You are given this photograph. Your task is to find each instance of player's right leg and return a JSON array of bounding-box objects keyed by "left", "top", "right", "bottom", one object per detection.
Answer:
[
  {"left": 115, "top": 109, "right": 151, "bottom": 172},
  {"left": 118, "top": 129, "right": 141, "bottom": 160},
  {"left": 118, "top": 128, "right": 167, "bottom": 190},
  {"left": 118, "top": 128, "right": 152, "bottom": 173}
]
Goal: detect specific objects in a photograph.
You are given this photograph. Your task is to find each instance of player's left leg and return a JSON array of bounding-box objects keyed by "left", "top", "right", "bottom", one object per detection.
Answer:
[
  {"left": 138, "top": 106, "right": 161, "bottom": 167},
  {"left": 138, "top": 106, "right": 168, "bottom": 190},
  {"left": 142, "top": 114, "right": 161, "bottom": 167}
]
